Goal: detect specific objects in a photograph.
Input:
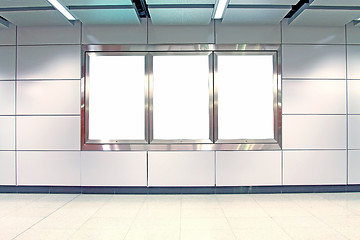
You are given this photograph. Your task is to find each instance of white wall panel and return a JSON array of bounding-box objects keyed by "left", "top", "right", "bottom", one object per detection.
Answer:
[
  {"left": 282, "top": 21, "right": 345, "bottom": 44},
  {"left": 0, "top": 117, "right": 15, "bottom": 150},
  {"left": 82, "top": 20, "right": 147, "bottom": 44},
  {"left": 0, "top": 152, "right": 15, "bottom": 185},
  {"left": 0, "top": 81, "right": 15, "bottom": 115},
  {"left": 17, "top": 80, "right": 80, "bottom": 115},
  {"left": 81, "top": 151, "right": 147, "bottom": 186},
  {"left": 282, "top": 45, "right": 346, "bottom": 79},
  {"left": 0, "top": 46, "right": 16, "bottom": 80},
  {"left": 148, "top": 151, "right": 215, "bottom": 186},
  {"left": 215, "top": 23, "right": 280, "bottom": 44},
  {"left": 17, "top": 45, "right": 81, "bottom": 80},
  {"left": 346, "top": 23, "right": 360, "bottom": 44},
  {"left": 282, "top": 115, "right": 346, "bottom": 149},
  {"left": 348, "top": 115, "right": 360, "bottom": 150},
  {"left": 148, "top": 22, "right": 214, "bottom": 44},
  {"left": 349, "top": 150, "right": 360, "bottom": 184},
  {"left": 348, "top": 80, "right": 360, "bottom": 114},
  {"left": 0, "top": 25, "right": 16, "bottom": 45},
  {"left": 283, "top": 150, "right": 347, "bottom": 185},
  {"left": 17, "top": 151, "right": 80, "bottom": 186},
  {"left": 17, "top": 23, "right": 81, "bottom": 45},
  {"left": 216, "top": 151, "right": 281, "bottom": 186},
  {"left": 282, "top": 80, "right": 346, "bottom": 114},
  {"left": 347, "top": 45, "right": 360, "bottom": 80},
  {"left": 17, "top": 116, "right": 80, "bottom": 150}
]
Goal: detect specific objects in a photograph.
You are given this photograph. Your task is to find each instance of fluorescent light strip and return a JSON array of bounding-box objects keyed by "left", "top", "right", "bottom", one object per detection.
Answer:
[
  {"left": 213, "top": 0, "right": 229, "bottom": 19},
  {"left": 48, "top": 0, "right": 76, "bottom": 20}
]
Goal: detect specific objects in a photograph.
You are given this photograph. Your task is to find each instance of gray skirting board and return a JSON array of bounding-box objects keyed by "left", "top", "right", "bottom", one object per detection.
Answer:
[{"left": 0, "top": 185, "right": 359, "bottom": 194}]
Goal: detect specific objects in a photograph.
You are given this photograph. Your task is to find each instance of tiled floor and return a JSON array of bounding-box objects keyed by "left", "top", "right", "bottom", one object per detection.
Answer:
[{"left": 0, "top": 193, "right": 360, "bottom": 240}]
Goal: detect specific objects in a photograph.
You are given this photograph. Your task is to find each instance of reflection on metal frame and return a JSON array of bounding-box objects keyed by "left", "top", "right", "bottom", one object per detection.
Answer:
[{"left": 81, "top": 44, "right": 282, "bottom": 151}]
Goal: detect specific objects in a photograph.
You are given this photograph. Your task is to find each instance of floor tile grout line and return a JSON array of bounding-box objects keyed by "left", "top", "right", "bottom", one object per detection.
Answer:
[
  {"left": 11, "top": 194, "right": 81, "bottom": 240},
  {"left": 309, "top": 195, "right": 349, "bottom": 239},
  {"left": 323, "top": 192, "right": 360, "bottom": 215},
  {"left": 121, "top": 195, "right": 148, "bottom": 240},
  {"left": 250, "top": 194, "right": 302, "bottom": 240},
  {"left": 309, "top": 212, "right": 352, "bottom": 240},
  {"left": 216, "top": 195, "right": 238, "bottom": 240},
  {"left": 296, "top": 194, "right": 352, "bottom": 240},
  {"left": 3, "top": 193, "right": 360, "bottom": 240},
  {"left": 179, "top": 194, "right": 182, "bottom": 240},
  {"left": 67, "top": 194, "right": 116, "bottom": 239}
]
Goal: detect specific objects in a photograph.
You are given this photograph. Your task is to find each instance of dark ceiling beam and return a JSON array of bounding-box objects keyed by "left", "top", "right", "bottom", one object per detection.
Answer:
[
  {"left": 285, "top": 0, "right": 310, "bottom": 18},
  {"left": 0, "top": 16, "right": 10, "bottom": 27},
  {"left": 132, "top": 0, "right": 149, "bottom": 18}
]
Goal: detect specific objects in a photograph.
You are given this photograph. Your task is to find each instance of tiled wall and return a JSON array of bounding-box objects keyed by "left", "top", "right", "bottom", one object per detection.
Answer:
[{"left": 0, "top": 19, "right": 359, "bottom": 187}]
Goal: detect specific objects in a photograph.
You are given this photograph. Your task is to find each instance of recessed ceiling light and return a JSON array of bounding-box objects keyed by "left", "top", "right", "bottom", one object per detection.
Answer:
[
  {"left": 213, "top": 0, "right": 230, "bottom": 19},
  {"left": 47, "top": 0, "right": 76, "bottom": 21}
]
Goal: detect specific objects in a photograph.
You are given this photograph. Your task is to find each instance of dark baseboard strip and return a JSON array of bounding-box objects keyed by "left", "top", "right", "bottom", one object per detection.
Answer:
[{"left": 0, "top": 185, "right": 359, "bottom": 194}]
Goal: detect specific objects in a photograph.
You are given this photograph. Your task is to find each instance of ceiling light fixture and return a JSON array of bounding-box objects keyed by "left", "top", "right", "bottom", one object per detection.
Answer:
[
  {"left": 47, "top": 0, "right": 76, "bottom": 21},
  {"left": 212, "top": 0, "right": 230, "bottom": 19}
]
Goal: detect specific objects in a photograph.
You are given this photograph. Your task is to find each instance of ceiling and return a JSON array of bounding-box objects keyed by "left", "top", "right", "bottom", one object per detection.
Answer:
[{"left": 0, "top": 0, "right": 359, "bottom": 27}]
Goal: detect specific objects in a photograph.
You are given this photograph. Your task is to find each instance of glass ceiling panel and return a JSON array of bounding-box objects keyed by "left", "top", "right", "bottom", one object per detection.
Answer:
[
  {"left": 0, "top": 0, "right": 50, "bottom": 8},
  {"left": 61, "top": 0, "right": 133, "bottom": 6},
  {"left": 222, "top": 8, "right": 290, "bottom": 24},
  {"left": 0, "top": 10, "right": 72, "bottom": 26},
  {"left": 149, "top": 8, "right": 213, "bottom": 25},
  {"left": 71, "top": 9, "right": 140, "bottom": 24},
  {"left": 290, "top": 9, "right": 360, "bottom": 27}
]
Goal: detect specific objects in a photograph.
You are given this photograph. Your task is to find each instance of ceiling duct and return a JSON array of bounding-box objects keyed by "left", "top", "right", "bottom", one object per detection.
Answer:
[
  {"left": 132, "top": 0, "right": 149, "bottom": 18},
  {"left": 0, "top": 16, "right": 10, "bottom": 27},
  {"left": 285, "top": 0, "right": 309, "bottom": 18}
]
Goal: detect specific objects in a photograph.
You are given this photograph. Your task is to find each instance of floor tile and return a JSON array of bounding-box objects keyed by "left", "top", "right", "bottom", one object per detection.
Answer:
[
  {"left": 232, "top": 228, "right": 291, "bottom": 240},
  {"left": 137, "top": 206, "right": 181, "bottom": 218},
  {"left": 222, "top": 207, "right": 268, "bottom": 218},
  {"left": 0, "top": 193, "right": 359, "bottom": 240},
  {"left": 181, "top": 208, "right": 225, "bottom": 218},
  {"left": 181, "top": 229, "right": 235, "bottom": 240},
  {"left": 80, "top": 217, "right": 134, "bottom": 231},
  {"left": 272, "top": 216, "right": 329, "bottom": 229},
  {"left": 125, "top": 226, "right": 180, "bottom": 240},
  {"left": 281, "top": 227, "right": 348, "bottom": 240},
  {"left": 0, "top": 229, "right": 24, "bottom": 240},
  {"left": 181, "top": 217, "right": 230, "bottom": 230},
  {"left": 69, "top": 228, "right": 128, "bottom": 240},
  {"left": 227, "top": 217, "right": 279, "bottom": 230},
  {"left": 15, "top": 229, "right": 76, "bottom": 240},
  {"left": 263, "top": 207, "right": 312, "bottom": 217}
]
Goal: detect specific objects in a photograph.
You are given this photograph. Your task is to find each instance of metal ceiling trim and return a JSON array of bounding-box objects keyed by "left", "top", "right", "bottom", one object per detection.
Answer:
[
  {"left": 309, "top": 6, "right": 360, "bottom": 10},
  {"left": 288, "top": 2, "right": 310, "bottom": 25},
  {"left": 0, "top": 7, "right": 55, "bottom": 12},
  {"left": 227, "top": 4, "right": 291, "bottom": 9},
  {"left": 147, "top": 4, "right": 214, "bottom": 9},
  {"left": 67, "top": 5, "right": 134, "bottom": 10},
  {"left": 0, "top": 16, "right": 10, "bottom": 27},
  {"left": 135, "top": 0, "right": 150, "bottom": 18}
]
